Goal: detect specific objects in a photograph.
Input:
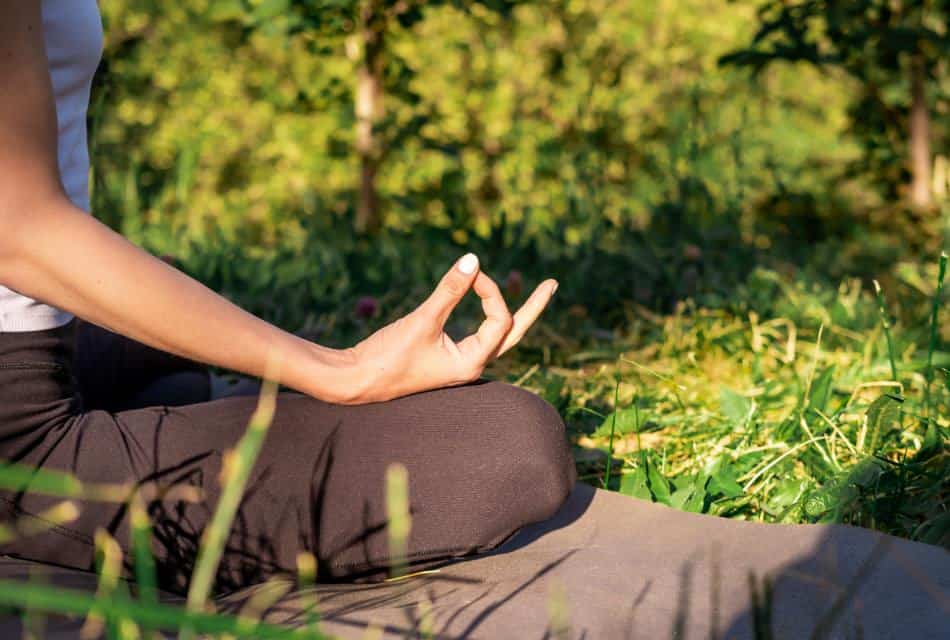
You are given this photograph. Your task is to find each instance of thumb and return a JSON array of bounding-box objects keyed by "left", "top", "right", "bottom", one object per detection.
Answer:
[{"left": 419, "top": 253, "right": 480, "bottom": 326}]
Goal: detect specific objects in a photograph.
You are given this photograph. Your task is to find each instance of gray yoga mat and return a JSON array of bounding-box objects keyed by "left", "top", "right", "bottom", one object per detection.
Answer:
[{"left": 2, "top": 483, "right": 948, "bottom": 639}]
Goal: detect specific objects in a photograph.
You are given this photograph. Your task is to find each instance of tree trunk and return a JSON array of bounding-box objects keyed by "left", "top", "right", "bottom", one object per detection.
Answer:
[
  {"left": 908, "top": 56, "right": 932, "bottom": 209},
  {"left": 354, "top": 0, "right": 386, "bottom": 233}
]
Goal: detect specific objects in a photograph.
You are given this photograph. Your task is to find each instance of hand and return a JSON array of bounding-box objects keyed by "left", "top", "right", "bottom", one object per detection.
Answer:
[{"left": 344, "top": 254, "right": 557, "bottom": 404}]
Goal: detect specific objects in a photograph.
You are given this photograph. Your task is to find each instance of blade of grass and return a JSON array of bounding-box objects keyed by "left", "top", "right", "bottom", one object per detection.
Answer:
[
  {"left": 0, "top": 580, "right": 328, "bottom": 639},
  {"left": 0, "top": 462, "right": 201, "bottom": 505},
  {"left": 296, "top": 551, "right": 322, "bottom": 634},
  {"left": 184, "top": 368, "right": 279, "bottom": 631},
  {"left": 23, "top": 568, "right": 47, "bottom": 640},
  {"left": 802, "top": 324, "right": 825, "bottom": 416},
  {"left": 0, "top": 501, "right": 78, "bottom": 544},
  {"left": 81, "top": 529, "right": 126, "bottom": 640},
  {"left": 129, "top": 492, "right": 157, "bottom": 606},
  {"left": 128, "top": 491, "right": 159, "bottom": 640},
  {"left": 872, "top": 281, "right": 898, "bottom": 382},
  {"left": 386, "top": 463, "right": 411, "bottom": 580},
  {"left": 237, "top": 578, "right": 294, "bottom": 627},
  {"left": 924, "top": 252, "right": 948, "bottom": 418},
  {"left": 546, "top": 581, "right": 571, "bottom": 640},
  {"left": 603, "top": 379, "right": 621, "bottom": 489},
  {"left": 741, "top": 436, "right": 831, "bottom": 492}
]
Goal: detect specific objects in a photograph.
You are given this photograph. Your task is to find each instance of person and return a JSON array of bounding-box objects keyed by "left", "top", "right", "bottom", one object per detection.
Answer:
[{"left": 0, "top": 0, "right": 575, "bottom": 593}]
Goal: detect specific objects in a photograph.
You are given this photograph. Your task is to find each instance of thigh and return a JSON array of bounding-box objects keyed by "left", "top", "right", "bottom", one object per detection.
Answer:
[
  {"left": 2, "top": 381, "right": 574, "bottom": 593},
  {"left": 2, "top": 392, "right": 332, "bottom": 593},
  {"left": 309, "top": 380, "right": 576, "bottom": 579}
]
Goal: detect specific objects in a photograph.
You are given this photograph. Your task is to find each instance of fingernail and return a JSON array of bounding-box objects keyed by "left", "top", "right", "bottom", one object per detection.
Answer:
[
  {"left": 550, "top": 282, "right": 559, "bottom": 297},
  {"left": 458, "top": 253, "right": 479, "bottom": 275}
]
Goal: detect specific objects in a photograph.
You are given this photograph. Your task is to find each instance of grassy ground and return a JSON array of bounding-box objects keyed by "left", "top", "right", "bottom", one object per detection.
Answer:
[{"left": 495, "top": 256, "right": 949, "bottom": 547}]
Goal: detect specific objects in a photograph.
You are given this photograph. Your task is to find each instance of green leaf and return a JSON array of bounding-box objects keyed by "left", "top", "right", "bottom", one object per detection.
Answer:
[
  {"left": 542, "top": 375, "right": 566, "bottom": 406},
  {"left": 865, "top": 394, "right": 902, "bottom": 453},
  {"left": 669, "top": 487, "right": 692, "bottom": 510},
  {"left": 916, "top": 419, "right": 943, "bottom": 461},
  {"left": 807, "top": 365, "right": 835, "bottom": 414},
  {"left": 592, "top": 406, "right": 641, "bottom": 438},
  {"left": 708, "top": 460, "right": 743, "bottom": 498},
  {"left": 646, "top": 459, "right": 671, "bottom": 506},
  {"left": 669, "top": 474, "right": 708, "bottom": 513},
  {"left": 206, "top": 0, "right": 247, "bottom": 23},
  {"left": 683, "top": 483, "right": 707, "bottom": 513},
  {"left": 719, "top": 387, "right": 753, "bottom": 427},
  {"left": 767, "top": 478, "right": 808, "bottom": 511},
  {"left": 619, "top": 465, "right": 651, "bottom": 500},
  {"left": 252, "top": 0, "right": 291, "bottom": 21},
  {"left": 802, "top": 489, "right": 835, "bottom": 521},
  {"left": 919, "top": 512, "right": 950, "bottom": 547}
]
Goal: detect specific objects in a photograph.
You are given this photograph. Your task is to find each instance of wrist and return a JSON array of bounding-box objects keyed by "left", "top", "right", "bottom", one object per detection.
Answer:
[{"left": 291, "top": 339, "right": 369, "bottom": 405}]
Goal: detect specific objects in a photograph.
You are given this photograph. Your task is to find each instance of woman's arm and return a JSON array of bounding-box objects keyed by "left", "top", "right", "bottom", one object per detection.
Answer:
[{"left": 0, "top": 2, "right": 556, "bottom": 405}]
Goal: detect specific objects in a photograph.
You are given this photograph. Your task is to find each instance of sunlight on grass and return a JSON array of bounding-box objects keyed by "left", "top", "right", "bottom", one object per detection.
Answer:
[{"left": 516, "top": 256, "right": 948, "bottom": 545}]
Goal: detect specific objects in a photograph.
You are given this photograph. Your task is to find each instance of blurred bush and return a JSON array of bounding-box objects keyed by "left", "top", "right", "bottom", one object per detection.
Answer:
[{"left": 92, "top": 1, "right": 858, "bottom": 250}]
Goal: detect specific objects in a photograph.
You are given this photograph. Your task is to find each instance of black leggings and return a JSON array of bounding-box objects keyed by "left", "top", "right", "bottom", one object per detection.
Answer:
[{"left": 0, "top": 321, "right": 575, "bottom": 594}]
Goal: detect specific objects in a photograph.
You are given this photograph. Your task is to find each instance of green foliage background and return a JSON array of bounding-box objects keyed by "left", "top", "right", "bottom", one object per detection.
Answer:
[{"left": 92, "top": 1, "right": 862, "bottom": 261}]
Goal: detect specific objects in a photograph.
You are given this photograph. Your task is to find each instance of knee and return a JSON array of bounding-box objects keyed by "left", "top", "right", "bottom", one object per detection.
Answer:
[{"left": 477, "top": 382, "right": 576, "bottom": 523}]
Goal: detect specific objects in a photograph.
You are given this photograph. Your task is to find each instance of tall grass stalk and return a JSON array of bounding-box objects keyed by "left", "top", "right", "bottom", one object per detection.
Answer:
[
  {"left": 129, "top": 492, "right": 158, "bottom": 639},
  {"left": 129, "top": 493, "right": 157, "bottom": 606},
  {"left": 23, "top": 569, "right": 48, "bottom": 640},
  {"left": 603, "top": 379, "right": 621, "bottom": 488},
  {"left": 546, "top": 581, "right": 571, "bottom": 640},
  {"left": 81, "top": 530, "right": 127, "bottom": 640},
  {"left": 802, "top": 324, "right": 824, "bottom": 411},
  {"left": 296, "top": 551, "right": 322, "bottom": 633},
  {"left": 385, "top": 463, "right": 411, "bottom": 579},
  {"left": 236, "top": 578, "right": 294, "bottom": 629},
  {"left": 872, "top": 280, "right": 898, "bottom": 381},
  {"left": 0, "top": 501, "right": 78, "bottom": 544},
  {"left": 0, "top": 580, "right": 327, "bottom": 639},
  {"left": 0, "top": 462, "right": 202, "bottom": 505},
  {"left": 184, "top": 368, "right": 280, "bottom": 632},
  {"left": 924, "top": 252, "right": 948, "bottom": 417}
]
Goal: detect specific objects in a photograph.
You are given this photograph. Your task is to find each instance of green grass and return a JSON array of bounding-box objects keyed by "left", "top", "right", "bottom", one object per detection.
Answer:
[{"left": 499, "top": 257, "right": 949, "bottom": 546}]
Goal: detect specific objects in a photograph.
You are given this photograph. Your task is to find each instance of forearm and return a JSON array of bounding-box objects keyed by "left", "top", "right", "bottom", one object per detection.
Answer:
[{"left": 0, "top": 199, "right": 359, "bottom": 403}]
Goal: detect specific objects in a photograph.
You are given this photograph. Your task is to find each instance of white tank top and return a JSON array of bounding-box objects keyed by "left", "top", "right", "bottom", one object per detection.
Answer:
[{"left": 0, "top": 0, "right": 103, "bottom": 332}]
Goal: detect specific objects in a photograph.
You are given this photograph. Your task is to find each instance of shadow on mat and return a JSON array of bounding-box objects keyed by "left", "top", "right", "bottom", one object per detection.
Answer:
[{"left": 266, "top": 484, "right": 948, "bottom": 639}]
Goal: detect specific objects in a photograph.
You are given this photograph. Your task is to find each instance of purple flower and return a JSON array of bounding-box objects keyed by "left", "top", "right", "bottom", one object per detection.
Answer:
[
  {"left": 683, "top": 244, "right": 703, "bottom": 262},
  {"left": 504, "top": 270, "right": 524, "bottom": 298},
  {"left": 354, "top": 296, "right": 379, "bottom": 319}
]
